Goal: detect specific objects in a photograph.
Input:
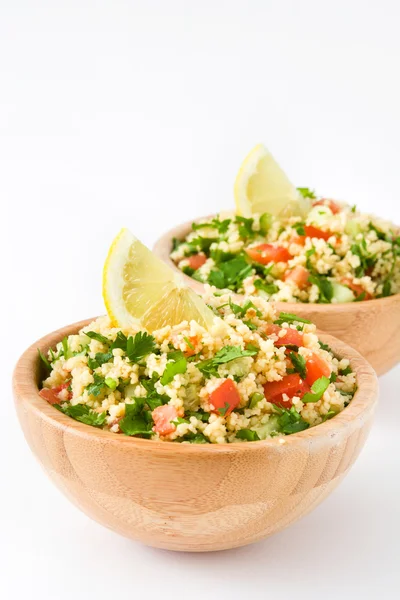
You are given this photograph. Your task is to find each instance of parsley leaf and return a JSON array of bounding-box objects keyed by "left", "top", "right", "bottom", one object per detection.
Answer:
[
  {"left": 318, "top": 340, "right": 332, "bottom": 352},
  {"left": 192, "top": 217, "right": 231, "bottom": 234},
  {"left": 197, "top": 345, "right": 257, "bottom": 378},
  {"left": 110, "top": 331, "right": 128, "bottom": 352},
  {"left": 55, "top": 403, "right": 107, "bottom": 428},
  {"left": 302, "top": 376, "right": 330, "bottom": 403},
  {"left": 161, "top": 350, "right": 187, "bottom": 385},
  {"left": 259, "top": 213, "right": 273, "bottom": 235},
  {"left": 339, "top": 366, "right": 352, "bottom": 376},
  {"left": 254, "top": 279, "right": 279, "bottom": 295},
  {"left": 235, "top": 216, "right": 255, "bottom": 239},
  {"left": 38, "top": 348, "right": 51, "bottom": 372},
  {"left": 274, "top": 405, "right": 310, "bottom": 434},
  {"left": 119, "top": 402, "right": 153, "bottom": 437},
  {"left": 208, "top": 256, "right": 253, "bottom": 290},
  {"left": 84, "top": 331, "right": 110, "bottom": 345},
  {"left": 274, "top": 312, "right": 311, "bottom": 325},
  {"left": 297, "top": 187, "right": 316, "bottom": 199},
  {"left": 126, "top": 332, "right": 156, "bottom": 363},
  {"left": 289, "top": 352, "right": 307, "bottom": 379},
  {"left": 309, "top": 274, "right": 333, "bottom": 303},
  {"left": 217, "top": 402, "right": 230, "bottom": 416},
  {"left": 86, "top": 373, "right": 106, "bottom": 397},
  {"left": 236, "top": 429, "right": 260, "bottom": 441}
]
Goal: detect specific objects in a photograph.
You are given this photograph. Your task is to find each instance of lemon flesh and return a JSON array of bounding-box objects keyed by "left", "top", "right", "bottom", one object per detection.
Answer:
[
  {"left": 103, "top": 229, "right": 215, "bottom": 332},
  {"left": 234, "top": 143, "right": 310, "bottom": 218}
]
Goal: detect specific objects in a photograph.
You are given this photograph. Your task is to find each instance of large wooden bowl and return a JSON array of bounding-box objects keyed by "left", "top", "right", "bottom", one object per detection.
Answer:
[
  {"left": 153, "top": 217, "right": 400, "bottom": 375},
  {"left": 13, "top": 319, "right": 378, "bottom": 552}
]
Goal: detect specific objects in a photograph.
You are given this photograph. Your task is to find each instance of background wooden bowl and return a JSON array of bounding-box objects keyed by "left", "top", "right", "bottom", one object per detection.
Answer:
[
  {"left": 153, "top": 217, "right": 400, "bottom": 375},
  {"left": 13, "top": 320, "right": 378, "bottom": 552}
]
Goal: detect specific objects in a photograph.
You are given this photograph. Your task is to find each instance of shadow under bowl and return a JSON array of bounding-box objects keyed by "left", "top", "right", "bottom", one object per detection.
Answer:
[
  {"left": 153, "top": 216, "right": 400, "bottom": 376},
  {"left": 13, "top": 319, "right": 378, "bottom": 552}
]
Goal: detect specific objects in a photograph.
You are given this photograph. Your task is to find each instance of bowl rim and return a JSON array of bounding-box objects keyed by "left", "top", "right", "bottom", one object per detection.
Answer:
[
  {"left": 13, "top": 318, "right": 378, "bottom": 453},
  {"left": 152, "top": 213, "right": 400, "bottom": 311}
]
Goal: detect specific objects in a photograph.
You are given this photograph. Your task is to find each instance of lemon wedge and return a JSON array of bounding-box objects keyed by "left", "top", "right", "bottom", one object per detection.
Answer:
[
  {"left": 103, "top": 229, "right": 216, "bottom": 332},
  {"left": 234, "top": 144, "right": 310, "bottom": 218}
]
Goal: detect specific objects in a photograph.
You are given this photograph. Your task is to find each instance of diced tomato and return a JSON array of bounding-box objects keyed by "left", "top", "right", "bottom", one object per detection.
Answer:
[
  {"left": 246, "top": 243, "right": 292, "bottom": 264},
  {"left": 304, "top": 225, "right": 333, "bottom": 241},
  {"left": 187, "top": 253, "right": 207, "bottom": 270},
  {"left": 265, "top": 323, "right": 304, "bottom": 347},
  {"left": 313, "top": 199, "right": 341, "bottom": 214},
  {"left": 263, "top": 374, "right": 310, "bottom": 408},
  {"left": 39, "top": 382, "right": 71, "bottom": 405},
  {"left": 209, "top": 379, "right": 241, "bottom": 416},
  {"left": 184, "top": 335, "right": 200, "bottom": 356},
  {"left": 152, "top": 405, "right": 178, "bottom": 436},
  {"left": 284, "top": 266, "right": 310, "bottom": 289},
  {"left": 341, "top": 278, "right": 372, "bottom": 300},
  {"left": 305, "top": 353, "right": 331, "bottom": 385}
]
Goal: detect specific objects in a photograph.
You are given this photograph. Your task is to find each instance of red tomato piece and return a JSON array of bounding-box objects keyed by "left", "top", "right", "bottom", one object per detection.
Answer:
[
  {"left": 152, "top": 405, "right": 178, "bottom": 436},
  {"left": 209, "top": 379, "right": 241, "bottom": 416},
  {"left": 313, "top": 199, "right": 341, "bottom": 214},
  {"left": 305, "top": 353, "right": 331, "bottom": 385},
  {"left": 187, "top": 253, "right": 207, "bottom": 270},
  {"left": 263, "top": 374, "right": 310, "bottom": 408},
  {"left": 39, "top": 382, "right": 71, "bottom": 404},
  {"left": 304, "top": 225, "right": 333, "bottom": 241},
  {"left": 284, "top": 265, "right": 310, "bottom": 289},
  {"left": 341, "top": 278, "right": 372, "bottom": 300},
  {"left": 246, "top": 243, "right": 292, "bottom": 264},
  {"left": 265, "top": 323, "right": 304, "bottom": 347}
]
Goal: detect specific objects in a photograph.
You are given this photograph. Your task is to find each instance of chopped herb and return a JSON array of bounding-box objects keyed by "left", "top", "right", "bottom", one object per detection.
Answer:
[
  {"left": 55, "top": 403, "right": 107, "bottom": 428},
  {"left": 235, "top": 216, "right": 255, "bottom": 239},
  {"left": 61, "top": 337, "right": 72, "bottom": 360},
  {"left": 192, "top": 217, "right": 231, "bottom": 234},
  {"left": 94, "top": 351, "right": 113, "bottom": 366},
  {"left": 318, "top": 340, "right": 332, "bottom": 352},
  {"left": 110, "top": 331, "right": 128, "bottom": 352},
  {"left": 339, "top": 366, "right": 352, "bottom": 376},
  {"left": 254, "top": 279, "right": 279, "bottom": 295},
  {"left": 84, "top": 331, "right": 109, "bottom": 345},
  {"left": 274, "top": 405, "right": 309, "bottom": 434},
  {"left": 119, "top": 402, "right": 153, "bottom": 437},
  {"left": 161, "top": 350, "right": 187, "bottom": 385},
  {"left": 126, "top": 332, "right": 156, "bottom": 363},
  {"left": 308, "top": 274, "right": 334, "bottom": 303},
  {"left": 105, "top": 377, "right": 118, "bottom": 390},
  {"left": 249, "top": 392, "right": 264, "bottom": 409},
  {"left": 197, "top": 345, "right": 257, "bottom": 378},
  {"left": 354, "top": 291, "right": 366, "bottom": 302},
  {"left": 172, "top": 237, "right": 180, "bottom": 251},
  {"left": 183, "top": 336, "right": 195, "bottom": 350},
  {"left": 88, "top": 357, "right": 100, "bottom": 370},
  {"left": 382, "top": 280, "right": 391, "bottom": 297},
  {"left": 236, "top": 429, "right": 260, "bottom": 441},
  {"left": 275, "top": 312, "right": 311, "bottom": 325},
  {"left": 217, "top": 402, "right": 230, "bottom": 416},
  {"left": 245, "top": 343, "right": 259, "bottom": 354},
  {"left": 289, "top": 352, "right": 307, "bottom": 379},
  {"left": 351, "top": 204, "right": 357, "bottom": 213},
  {"left": 182, "top": 266, "right": 195, "bottom": 277},
  {"left": 172, "top": 417, "right": 190, "bottom": 425},
  {"left": 259, "top": 213, "right": 273, "bottom": 235},
  {"left": 302, "top": 376, "right": 330, "bottom": 403},
  {"left": 38, "top": 349, "right": 51, "bottom": 371},
  {"left": 296, "top": 225, "right": 306, "bottom": 236},
  {"left": 86, "top": 373, "right": 106, "bottom": 397},
  {"left": 208, "top": 256, "right": 253, "bottom": 290},
  {"left": 186, "top": 410, "right": 210, "bottom": 422},
  {"left": 243, "top": 320, "right": 257, "bottom": 330},
  {"left": 229, "top": 297, "right": 262, "bottom": 318},
  {"left": 330, "top": 372, "right": 337, "bottom": 383},
  {"left": 297, "top": 187, "right": 316, "bottom": 199}
]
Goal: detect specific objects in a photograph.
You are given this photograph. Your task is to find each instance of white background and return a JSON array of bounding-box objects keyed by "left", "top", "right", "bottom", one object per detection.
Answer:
[{"left": 1, "top": 1, "right": 399, "bottom": 598}]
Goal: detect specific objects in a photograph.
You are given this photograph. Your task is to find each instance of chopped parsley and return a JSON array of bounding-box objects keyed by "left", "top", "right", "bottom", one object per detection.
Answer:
[
  {"left": 309, "top": 274, "right": 334, "bottom": 303},
  {"left": 119, "top": 401, "right": 153, "bottom": 437},
  {"left": 84, "top": 331, "right": 110, "bottom": 345},
  {"left": 297, "top": 187, "right": 316, "bottom": 199},
  {"left": 161, "top": 350, "right": 187, "bottom": 385},
  {"left": 55, "top": 403, "right": 107, "bottom": 428},
  {"left": 197, "top": 345, "right": 258, "bottom": 378},
  {"left": 274, "top": 312, "right": 311, "bottom": 325},
  {"left": 38, "top": 349, "right": 51, "bottom": 372},
  {"left": 86, "top": 373, "right": 106, "bottom": 397},
  {"left": 126, "top": 332, "right": 157, "bottom": 363},
  {"left": 289, "top": 352, "right": 307, "bottom": 380},
  {"left": 208, "top": 256, "right": 253, "bottom": 290},
  {"left": 254, "top": 279, "right": 279, "bottom": 295},
  {"left": 274, "top": 405, "right": 310, "bottom": 434},
  {"left": 236, "top": 429, "right": 260, "bottom": 441},
  {"left": 302, "top": 376, "right": 330, "bottom": 403}
]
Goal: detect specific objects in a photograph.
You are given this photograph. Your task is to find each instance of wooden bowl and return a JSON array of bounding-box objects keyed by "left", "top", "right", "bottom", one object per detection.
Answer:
[
  {"left": 13, "top": 319, "right": 378, "bottom": 552},
  {"left": 153, "top": 217, "right": 400, "bottom": 375}
]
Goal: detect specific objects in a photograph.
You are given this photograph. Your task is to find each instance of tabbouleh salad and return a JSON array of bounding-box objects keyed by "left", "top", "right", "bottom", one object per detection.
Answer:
[
  {"left": 39, "top": 289, "right": 356, "bottom": 443},
  {"left": 170, "top": 191, "right": 400, "bottom": 303}
]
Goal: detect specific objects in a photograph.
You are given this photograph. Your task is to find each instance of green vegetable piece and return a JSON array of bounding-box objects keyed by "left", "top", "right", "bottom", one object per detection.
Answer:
[
  {"left": 55, "top": 403, "right": 106, "bottom": 428},
  {"left": 236, "top": 429, "right": 260, "bottom": 441},
  {"left": 297, "top": 187, "right": 316, "bottom": 199},
  {"left": 86, "top": 373, "right": 106, "bottom": 397},
  {"left": 249, "top": 392, "right": 264, "bottom": 409},
  {"left": 38, "top": 348, "right": 51, "bottom": 371},
  {"left": 308, "top": 274, "right": 334, "bottom": 303},
  {"left": 126, "top": 331, "right": 157, "bottom": 363},
  {"left": 259, "top": 212, "right": 273, "bottom": 235},
  {"left": 275, "top": 312, "right": 311, "bottom": 325},
  {"left": 289, "top": 352, "right": 307, "bottom": 380},
  {"left": 302, "top": 376, "right": 330, "bottom": 403},
  {"left": 217, "top": 402, "right": 230, "bottom": 416},
  {"left": 110, "top": 331, "right": 128, "bottom": 352},
  {"left": 254, "top": 279, "right": 279, "bottom": 295},
  {"left": 197, "top": 345, "right": 257, "bottom": 378},
  {"left": 84, "top": 331, "right": 110, "bottom": 345},
  {"left": 119, "top": 403, "right": 153, "bottom": 437},
  {"left": 94, "top": 351, "right": 113, "bottom": 366},
  {"left": 105, "top": 377, "right": 118, "bottom": 390},
  {"left": 161, "top": 350, "right": 187, "bottom": 385}
]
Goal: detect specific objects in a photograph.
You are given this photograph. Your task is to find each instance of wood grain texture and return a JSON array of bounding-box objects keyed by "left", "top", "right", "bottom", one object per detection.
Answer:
[
  {"left": 153, "top": 217, "right": 400, "bottom": 375},
  {"left": 13, "top": 320, "right": 378, "bottom": 551}
]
